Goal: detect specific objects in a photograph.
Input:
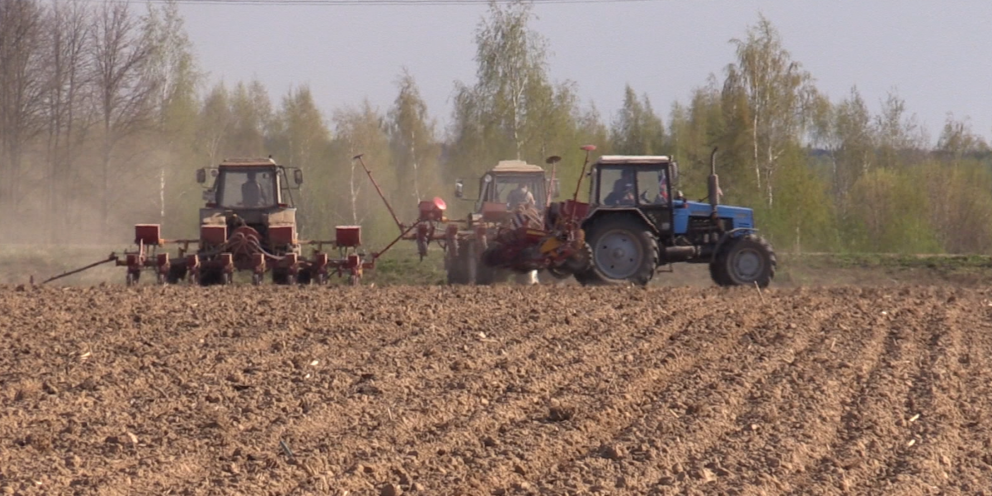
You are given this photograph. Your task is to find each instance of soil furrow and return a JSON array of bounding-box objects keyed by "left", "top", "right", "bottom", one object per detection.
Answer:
[{"left": 3, "top": 285, "right": 992, "bottom": 495}]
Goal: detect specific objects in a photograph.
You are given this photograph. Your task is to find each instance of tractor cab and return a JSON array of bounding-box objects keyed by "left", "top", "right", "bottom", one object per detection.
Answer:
[
  {"left": 454, "top": 160, "right": 558, "bottom": 223},
  {"left": 586, "top": 155, "right": 680, "bottom": 233},
  {"left": 198, "top": 158, "right": 302, "bottom": 210},
  {"left": 195, "top": 157, "right": 304, "bottom": 255}
]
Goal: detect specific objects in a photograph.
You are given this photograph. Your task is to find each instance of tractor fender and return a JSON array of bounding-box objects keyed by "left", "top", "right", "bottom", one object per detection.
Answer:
[
  {"left": 581, "top": 207, "right": 658, "bottom": 234},
  {"left": 711, "top": 228, "right": 759, "bottom": 262}
]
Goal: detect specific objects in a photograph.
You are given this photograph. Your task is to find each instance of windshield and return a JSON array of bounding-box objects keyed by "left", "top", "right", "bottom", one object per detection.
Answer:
[
  {"left": 480, "top": 174, "right": 547, "bottom": 210},
  {"left": 217, "top": 169, "right": 277, "bottom": 208},
  {"left": 599, "top": 166, "right": 669, "bottom": 206}
]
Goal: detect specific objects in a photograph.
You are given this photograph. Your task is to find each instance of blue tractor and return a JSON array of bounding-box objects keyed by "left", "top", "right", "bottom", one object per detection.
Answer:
[{"left": 547, "top": 147, "right": 776, "bottom": 287}]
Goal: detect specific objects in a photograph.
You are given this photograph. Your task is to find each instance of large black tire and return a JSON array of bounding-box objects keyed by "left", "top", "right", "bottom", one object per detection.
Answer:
[
  {"left": 581, "top": 215, "right": 658, "bottom": 286},
  {"left": 713, "top": 234, "right": 776, "bottom": 288},
  {"left": 272, "top": 268, "right": 292, "bottom": 285},
  {"left": 166, "top": 264, "right": 186, "bottom": 284},
  {"left": 573, "top": 270, "right": 596, "bottom": 286},
  {"left": 709, "top": 262, "right": 732, "bottom": 287},
  {"left": 196, "top": 269, "right": 225, "bottom": 286}
]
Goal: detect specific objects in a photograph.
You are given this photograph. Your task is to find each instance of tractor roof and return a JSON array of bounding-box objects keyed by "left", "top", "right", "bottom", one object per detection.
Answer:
[
  {"left": 219, "top": 157, "right": 279, "bottom": 168},
  {"left": 597, "top": 155, "right": 671, "bottom": 165},
  {"left": 491, "top": 160, "right": 544, "bottom": 174}
]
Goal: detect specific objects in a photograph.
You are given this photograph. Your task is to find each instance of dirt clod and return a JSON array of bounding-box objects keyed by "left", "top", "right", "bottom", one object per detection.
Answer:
[
  {"left": 381, "top": 483, "right": 402, "bottom": 496},
  {"left": 548, "top": 405, "right": 575, "bottom": 422},
  {"left": 599, "top": 443, "right": 626, "bottom": 460}
]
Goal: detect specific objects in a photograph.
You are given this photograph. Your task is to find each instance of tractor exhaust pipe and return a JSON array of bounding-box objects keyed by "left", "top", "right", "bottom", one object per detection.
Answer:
[{"left": 707, "top": 147, "right": 719, "bottom": 211}]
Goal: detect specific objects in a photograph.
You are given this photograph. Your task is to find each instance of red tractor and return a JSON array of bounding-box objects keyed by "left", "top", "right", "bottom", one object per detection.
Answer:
[
  {"left": 41, "top": 156, "right": 406, "bottom": 286},
  {"left": 355, "top": 156, "right": 560, "bottom": 285}
]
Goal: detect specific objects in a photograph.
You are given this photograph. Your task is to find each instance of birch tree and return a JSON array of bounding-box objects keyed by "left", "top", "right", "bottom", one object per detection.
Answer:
[
  {"left": 388, "top": 69, "right": 438, "bottom": 206},
  {"left": 722, "top": 14, "right": 817, "bottom": 208},
  {"left": 448, "top": 0, "right": 557, "bottom": 177}
]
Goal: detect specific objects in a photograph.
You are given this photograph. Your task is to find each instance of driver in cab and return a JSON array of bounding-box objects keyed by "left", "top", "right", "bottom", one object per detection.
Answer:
[
  {"left": 242, "top": 171, "right": 268, "bottom": 207},
  {"left": 604, "top": 170, "right": 636, "bottom": 206},
  {"left": 507, "top": 182, "right": 536, "bottom": 210}
]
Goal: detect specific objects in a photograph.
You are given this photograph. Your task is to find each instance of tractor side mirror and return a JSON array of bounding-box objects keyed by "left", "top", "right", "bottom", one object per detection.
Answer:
[
  {"left": 196, "top": 168, "right": 206, "bottom": 184},
  {"left": 551, "top": 178, "right": 561, "bottom": 198},
  {"left": 293, "top": 169, "right": 303, "bottom": 185},
  {"left": 454, "top": 179, "right": 464, "bottom": 199},
  {"left": 671, "top": 161, "right": 680, "bottom": 187}
]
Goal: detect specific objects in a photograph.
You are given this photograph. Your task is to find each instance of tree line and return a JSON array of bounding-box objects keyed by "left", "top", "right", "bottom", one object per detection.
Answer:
[{"left": 3, "top": 0, "right": 991, "bottom": 255}]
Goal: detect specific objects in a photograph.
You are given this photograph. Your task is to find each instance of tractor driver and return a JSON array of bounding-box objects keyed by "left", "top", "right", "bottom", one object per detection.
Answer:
[
  {"left": 604, "top": 169, "right": 636, "bottom": 206},
  {"left": 241, "top": 171, "right": 268, "bottom": 207},
  {"left": 507, "top": 182, "right": 536, "bottom": 210}
]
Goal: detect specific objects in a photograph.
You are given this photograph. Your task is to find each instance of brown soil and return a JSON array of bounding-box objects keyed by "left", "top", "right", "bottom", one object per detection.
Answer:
[{"left": 2, "top": 284, "right": 991, "bottom": 495}]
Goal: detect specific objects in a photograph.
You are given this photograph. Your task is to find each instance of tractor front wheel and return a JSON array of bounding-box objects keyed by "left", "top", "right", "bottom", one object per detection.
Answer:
[
  {"left": 580, "top": 216, "right": 658, "bottom": 286},
  {"left": 713, "top": 234, "right": 776, "bottom": 288},
  {"left": 709, "top": 262, "right": 732, "bottom": 287}
]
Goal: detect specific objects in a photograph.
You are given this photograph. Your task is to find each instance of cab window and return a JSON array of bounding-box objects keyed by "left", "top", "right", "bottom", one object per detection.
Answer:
[
  {"left": 218, "top": 170, "right": 276, "bottom": 208},
  {"left": 637, "top": 169, "right": 669, "bottom": 205},
  {"left": 599, "top": 167, "right": 636, "bottom": 206}
]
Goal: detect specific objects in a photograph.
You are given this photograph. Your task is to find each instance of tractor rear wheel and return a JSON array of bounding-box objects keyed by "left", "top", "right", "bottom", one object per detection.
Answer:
[
  {"left": 714, "top": 234, "right": 776, "bottom": 288},
  {"left": 272, "top": 269, "right": 292, "bottom": 285},
  {"left": 166, "top": 264, "right": 186, "bottom": 284},
  {"left": 581, "top": 216, "right": 658, "bottom": 286}
]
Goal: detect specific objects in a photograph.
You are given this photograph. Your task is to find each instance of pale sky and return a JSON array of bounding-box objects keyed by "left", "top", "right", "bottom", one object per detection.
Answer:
[{"left": 175, "top": 0, "right": 992, "bottom": 145}]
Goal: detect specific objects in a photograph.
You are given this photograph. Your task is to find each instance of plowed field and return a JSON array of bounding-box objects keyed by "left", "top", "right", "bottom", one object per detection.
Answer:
[{"left": 2, "top": 285, "right": 992, "bottom": 495}]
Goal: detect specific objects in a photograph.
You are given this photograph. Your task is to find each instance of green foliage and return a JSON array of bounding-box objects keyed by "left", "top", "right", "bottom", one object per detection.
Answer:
[
  {"left": 843, "top": 167, "right": 942, "bottom": 254},
  {"left": 328, "top": 100, "right": 396, "bottom": 245},
  {"left": 388, "top": 69, "right": 441, "bottom": 209},
  {"left": 611, "top": 85, "right": 665, "bottom": 155},
  {"left": 758, "top": 144, "right": 839, "bottom": 252}
]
